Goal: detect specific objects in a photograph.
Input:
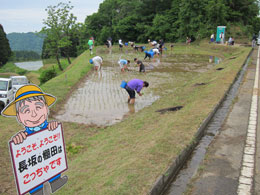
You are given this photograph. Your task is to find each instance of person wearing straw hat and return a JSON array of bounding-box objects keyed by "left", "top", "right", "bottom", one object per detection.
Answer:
[{"left": 1, "top": 84, "right": 68, "bottom": 195}]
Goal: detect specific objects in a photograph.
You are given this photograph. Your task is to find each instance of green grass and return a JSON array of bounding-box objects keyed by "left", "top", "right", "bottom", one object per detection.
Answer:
[
  {"left": 40, "top": 53, "right": 92, "bottom": 111},
  {"left": 0, "top": 58, "right": 75, "bottom": 85},
  {"left": 26, "top": 58, "right": 75, "bottom": 85},
  {"left": 0, "top": 61, "right": 27, "bottom": 75},
  {"left": 40, "top": 58, "right": 74, "bottom": 73},
  {"left": 0, "top": 43, "right": 251, "bottom": 195}
]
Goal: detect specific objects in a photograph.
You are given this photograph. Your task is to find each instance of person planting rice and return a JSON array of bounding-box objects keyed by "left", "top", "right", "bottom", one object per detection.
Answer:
[
  {"left": 152, "top": 48, "right": 160, "bottom": 56},
  {"left": 125, "top": 79, "right": 149, "bottom": 104},
  {"left": 144, "top": 50, "right": 155, "bottom": 60},
  {"left": 90, "top": 56, "right": 103, "bottom": 71},
  {"left": 140, "top": 46, "right": 145, "bottom": 52},
  {"left": 118, "top": 59, "right": 130, "bottom": 72},
  {"left": 134, "top": 58, "right": 145, "bottom": 73},
  {"left": 151, "top": 40, "right": 157, "bottom": 46},
  {"left": 134, "top": 45, "right": 145, "bottom": 52},
  {"left": 159, "top": 39, "right": 164, "bottom": 55},
  {"left": 171, "top": 44, "right": 174, "bottom": 51},
  {"left": 129, "top": 41, "right": 134, "bottom": 47}
]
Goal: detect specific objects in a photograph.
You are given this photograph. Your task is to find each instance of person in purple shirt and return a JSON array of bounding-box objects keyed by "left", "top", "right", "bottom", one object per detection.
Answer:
[{"left": 125, "top": 79, "right": 149, "bottom": 104}]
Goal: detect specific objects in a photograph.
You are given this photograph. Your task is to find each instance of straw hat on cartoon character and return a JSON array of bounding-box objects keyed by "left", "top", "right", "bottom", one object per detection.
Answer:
[{"left": 1, "top": 84, "right": 68, "bottom": 195}]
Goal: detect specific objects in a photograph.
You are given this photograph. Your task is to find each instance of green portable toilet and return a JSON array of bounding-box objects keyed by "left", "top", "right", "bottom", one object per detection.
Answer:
[{"left": 216, "top": 26, "right": 226, "bottom": 43}]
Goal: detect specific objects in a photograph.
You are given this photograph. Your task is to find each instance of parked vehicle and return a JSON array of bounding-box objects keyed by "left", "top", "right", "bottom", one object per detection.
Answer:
[
  {"left": 257, "top": 36, "right": 260, "bottom": 45},
  {"left": 0, "top": 78, "right": 14, "bottom": 112},
  {"left": 11, "top": 76, "right": 29, "bottom": 92}
]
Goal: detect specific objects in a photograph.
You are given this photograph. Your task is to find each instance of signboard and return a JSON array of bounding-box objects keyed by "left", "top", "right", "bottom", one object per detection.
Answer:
[{"left": 9, "top": 124, "right": 68, "bottom": 195}]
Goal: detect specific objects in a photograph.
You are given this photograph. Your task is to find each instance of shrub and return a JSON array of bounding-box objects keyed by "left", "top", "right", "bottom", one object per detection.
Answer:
[
  {"left": 39, "top": 67, "right": 57, "bottom": 84},
  {"left": 17, "top": 69, "right": 27, "bottom": 75}
]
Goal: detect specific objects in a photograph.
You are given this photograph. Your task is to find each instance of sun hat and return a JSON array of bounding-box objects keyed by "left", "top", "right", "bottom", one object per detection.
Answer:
[{"left": 1, "top": 84, "right": 56, "bottom": 116}]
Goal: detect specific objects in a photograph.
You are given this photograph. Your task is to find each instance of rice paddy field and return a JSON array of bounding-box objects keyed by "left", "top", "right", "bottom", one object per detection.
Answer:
[{"left": 0, "top": 42, "right": 251, "bottom": 194}]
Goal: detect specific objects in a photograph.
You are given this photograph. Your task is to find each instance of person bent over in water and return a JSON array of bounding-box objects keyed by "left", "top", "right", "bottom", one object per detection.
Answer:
[
  {"left": 144, "top": 50, "right": 154, "bottom": 60},
  {"left": 134, "top": 58, "right": 145, "bottom": 73},
  {"left": 90, "top": 56, "right": 103, "bottom": 71},
  {"left": 118, "top": 59, "right": 130, "bottom": 72},
  {"left": 125, "top": 79, "right": 149, "bottom": 104}
]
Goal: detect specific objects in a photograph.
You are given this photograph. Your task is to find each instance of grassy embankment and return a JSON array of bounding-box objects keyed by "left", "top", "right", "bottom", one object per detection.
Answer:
[
  {"left": 0, "top": 62, "right": 27, "bottom": 77},
  {"left": 27, "top": 58, "right": 75, "bottom": 85},
  {"left": 0, "top": 58, "right": 73, "bottom": 85},
  {"left": 0, "top": 51, "right": 91, "bottom": 194},
  {"left": 0, "top": 43, "right": 251, "bottom": 194}
]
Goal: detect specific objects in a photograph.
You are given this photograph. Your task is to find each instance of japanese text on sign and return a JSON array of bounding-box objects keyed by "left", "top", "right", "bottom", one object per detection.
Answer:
[{"left": 9, "top": 125, "right": 68, "bottom": 195}]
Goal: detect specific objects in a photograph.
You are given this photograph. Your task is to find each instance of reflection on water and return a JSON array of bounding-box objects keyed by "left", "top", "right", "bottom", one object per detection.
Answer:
[
  {"left": 128, "top": 104, "right": 135, "bottom": 114},
  {"left": 55, "top": 67, "right": 159, "bottom": 126},
  {"left": 14, "top": 60, "right": 43, "bottom": 70},
  {"left": 214, "top": 57, "right": 221, "bottom": 64},
  {"left": 209, "top": 56, "right": 221, "bottom": 64}
]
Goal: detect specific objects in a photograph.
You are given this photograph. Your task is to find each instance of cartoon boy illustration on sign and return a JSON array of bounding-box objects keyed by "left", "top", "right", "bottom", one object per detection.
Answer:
[{"left": 1, "top": 85, "right": 68, "bottom": 195}]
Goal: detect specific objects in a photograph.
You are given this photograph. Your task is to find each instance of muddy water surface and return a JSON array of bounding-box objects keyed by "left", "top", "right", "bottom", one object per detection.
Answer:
[
  {"left": 55, "top": 51, "right": 220, "bottom": 126},
  {"left": 55, "top": 67, "right": 159, "bottom": 126},
  {"left": 14, "top": 60, "right": 43, "bottom": 70}
]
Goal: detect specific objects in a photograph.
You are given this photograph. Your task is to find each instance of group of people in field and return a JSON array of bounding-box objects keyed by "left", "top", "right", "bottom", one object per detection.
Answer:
[
  {"left": 88, "top": 37, "right": 165, "bottom": 73},
  {"left": 87, "top": 37, "right": 166, "bottom": 104},
  {"left": 209, "top": 32, "right": 235, "bottom": 46}
]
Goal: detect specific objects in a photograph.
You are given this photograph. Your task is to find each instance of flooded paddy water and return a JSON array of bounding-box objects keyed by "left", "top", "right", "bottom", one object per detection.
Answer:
[
  {"left": 14, "top": 60, "right": 43, "bottom": 70},
  {"left": 55, "top": 48, "right": 221, "bottom": 126}
]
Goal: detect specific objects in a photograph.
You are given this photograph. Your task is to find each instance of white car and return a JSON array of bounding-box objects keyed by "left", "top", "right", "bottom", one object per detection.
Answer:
[
  {"left": 0, "top": 78, "right": 14, "bottom": 112},
  {"left": 11, "top": 76, "right": 29, "bottom": 92},
  {"left": 257, "top": 36, "right": 260, "bottom": 45}
]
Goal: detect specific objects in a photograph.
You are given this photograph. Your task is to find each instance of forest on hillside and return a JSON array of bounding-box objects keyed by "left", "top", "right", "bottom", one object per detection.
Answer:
[
  {"left": 1, "top": 0, "right": 260, "bottom": 67},
  {"left": 7, "top": 32, "right": 44, "bottom": 54},
  {"left": 42, "top": 0, "right": 260, "bottom": 61},
  {"left": 11, "top": 51, "right": 41, "bottom": 61},
  {"left": 82, "top": 0, "right": 260, "bottom": 44}
]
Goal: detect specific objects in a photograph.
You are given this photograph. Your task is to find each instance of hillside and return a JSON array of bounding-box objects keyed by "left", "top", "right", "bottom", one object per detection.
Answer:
[
  {"left": 7, "top": 32, "right": 44, "bottom": 54},
  {"left": 83, "top": 0, "right": 260, "bottom": 44}
]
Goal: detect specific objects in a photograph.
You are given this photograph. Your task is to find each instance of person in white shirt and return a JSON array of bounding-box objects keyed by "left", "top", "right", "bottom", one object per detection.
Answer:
[
  {"left": 119, "top": 39, "right": 123, "bottom": 51},
  {"left": 220, "top": 32, "right": 224, "bottom": 44},
  {"left": 90, "top": 56, "right": 103, "bottom": 71},
  {"left": 151, "top": 40, "right": 157, "bottom": 46},
  {"left": 152, "top": 48, "right": 160, "bottom": 56},
  {"left": 210, "top": 34, "right": 214, "bottom": 43}
]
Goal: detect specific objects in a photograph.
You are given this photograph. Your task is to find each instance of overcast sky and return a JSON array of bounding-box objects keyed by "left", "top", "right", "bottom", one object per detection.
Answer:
[{"left": 0, "top": 0, "right": 104, "bottom": 34}]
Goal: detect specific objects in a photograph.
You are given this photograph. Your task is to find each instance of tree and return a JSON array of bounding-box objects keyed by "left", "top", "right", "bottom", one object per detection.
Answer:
[
  {"left": 13, "top": 51, "right": 40, "bottom": 61},
  {"left": 225, "top": 0, "right": 259, "bottom": 25},
  {"left": 205, "top": 0, "right": 227, "bottom": 31},
  {"left": 177, "top": 0, "right": 208, "bottom": 40},
  {"left": 41, "top": 2, "right": 77, "bottom": 70},
  {"left": 80, "top": 0, "right": 260, "bottom": 44},
  {"left": 0, "top": 24, "right": 11, "bottom": 67}
]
